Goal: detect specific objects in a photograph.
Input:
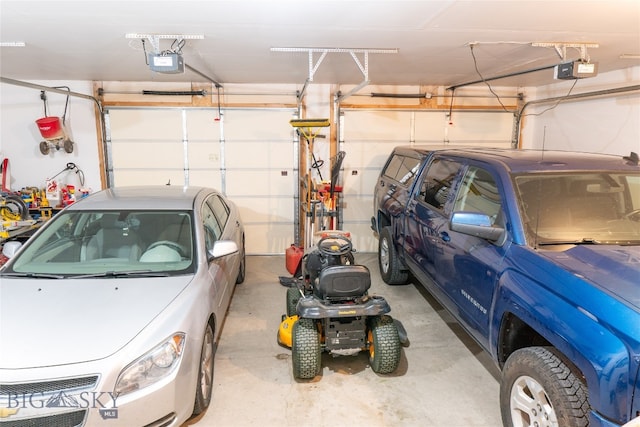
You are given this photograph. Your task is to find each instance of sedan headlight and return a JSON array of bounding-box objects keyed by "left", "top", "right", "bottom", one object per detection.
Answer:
[{"left": 115, "top": 333, "right": 185, "bottom": 396}]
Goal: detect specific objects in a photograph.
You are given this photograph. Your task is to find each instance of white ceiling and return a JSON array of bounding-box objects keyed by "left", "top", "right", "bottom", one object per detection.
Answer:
[{"left": 1, "top": 0, "right": 639, "bottom": 89}]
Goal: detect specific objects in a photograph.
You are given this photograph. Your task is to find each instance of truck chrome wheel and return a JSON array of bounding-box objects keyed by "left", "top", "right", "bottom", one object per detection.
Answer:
[{"left": 509, "top": 375, "right": 558, "bottom": 427}]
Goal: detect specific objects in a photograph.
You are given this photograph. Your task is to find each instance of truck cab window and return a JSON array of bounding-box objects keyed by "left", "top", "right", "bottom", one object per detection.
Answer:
[
  {"left": 454, "top": 166, "right": 502, "bottom": 224},
  {"left": 420, "top": 158, "right": 462, "bottom": 210}
]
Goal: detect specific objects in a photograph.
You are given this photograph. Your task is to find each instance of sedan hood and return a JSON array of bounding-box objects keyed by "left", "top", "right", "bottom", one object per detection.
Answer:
[
  {"left": 542, "top": 245, "right": 640, "bottom": 310},
  {"left": 0, "top": 276, "right": 191, "bottom": 369}
]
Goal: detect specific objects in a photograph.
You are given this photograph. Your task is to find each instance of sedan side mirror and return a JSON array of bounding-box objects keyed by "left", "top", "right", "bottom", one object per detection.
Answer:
[
  {"left": 2, "top": 241, "right": 23, "bottom": 259},
  {"left": 209, "top": 240, "right": 239, "bottom": 260}
]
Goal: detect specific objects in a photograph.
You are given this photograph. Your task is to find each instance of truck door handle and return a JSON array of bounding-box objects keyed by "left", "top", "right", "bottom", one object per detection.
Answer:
[{"left": 440, "top": 231, "right": 450, "bottom": 242}]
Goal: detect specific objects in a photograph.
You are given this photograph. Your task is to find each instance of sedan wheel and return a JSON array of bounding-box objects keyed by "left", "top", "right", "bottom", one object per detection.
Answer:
[{"left": 193, "top": 323, "right": 215, "bottom": 415}]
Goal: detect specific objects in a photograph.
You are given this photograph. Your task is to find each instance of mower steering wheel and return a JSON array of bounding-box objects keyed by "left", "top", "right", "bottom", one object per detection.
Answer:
[{"left": 317, "top": 235, "right": 353, "bottom": 257}]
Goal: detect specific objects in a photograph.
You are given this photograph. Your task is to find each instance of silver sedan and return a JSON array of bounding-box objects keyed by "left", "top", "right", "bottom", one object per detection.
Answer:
[{"left": 0, "top": 185, "right": 246, "bottom": 426}]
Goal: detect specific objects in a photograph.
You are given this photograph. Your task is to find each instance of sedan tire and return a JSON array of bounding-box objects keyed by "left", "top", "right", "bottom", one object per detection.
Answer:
[{"left": 193, "top": 323, "right": 215, "bottom": 415}]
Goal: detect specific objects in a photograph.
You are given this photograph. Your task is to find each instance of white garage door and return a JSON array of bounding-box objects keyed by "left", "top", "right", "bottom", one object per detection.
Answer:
[
  {"left": 105, "top": 107, "right": 297, "bottom": 255},
  {"left": 340, "top": 110, "right": 515, "bottom": 252}
]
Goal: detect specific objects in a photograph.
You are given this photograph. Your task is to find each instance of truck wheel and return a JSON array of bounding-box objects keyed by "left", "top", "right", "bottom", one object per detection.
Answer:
[
  {"left": 368, "top": 315, "right": 401, "bottom": 374},
  {"left": 286, "top": 287, "right": 301, "bottom": 317},
  {"left": 292, "top": 318, "right": 321, "bottom": 379},
  {"left": 500, "top": 347, "right": 589, "bottom": 427},
  {"left": 378, "top": 226, "right": 408, "bottom": 285}
]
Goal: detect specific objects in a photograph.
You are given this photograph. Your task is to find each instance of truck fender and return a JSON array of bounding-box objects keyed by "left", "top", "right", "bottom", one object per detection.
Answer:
[{"left": 493, "top": 269, "right": 634, "bottom": 423}]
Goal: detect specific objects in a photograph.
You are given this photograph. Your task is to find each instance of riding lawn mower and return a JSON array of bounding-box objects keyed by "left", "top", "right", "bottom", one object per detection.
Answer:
[{"left": 278, "top": 231, "right": 408, "bottom": 380}]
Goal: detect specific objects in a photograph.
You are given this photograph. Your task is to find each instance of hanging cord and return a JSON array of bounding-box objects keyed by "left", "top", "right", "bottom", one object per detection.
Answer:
[
  {"left": 51, "top": 86, "right": 71, "bottom": 125},
  {"left": 40, "top": 87, "right": 70, "bottom": 123},
  {"left": 49, "top": 162, "right": 85, "bottom": 187}
]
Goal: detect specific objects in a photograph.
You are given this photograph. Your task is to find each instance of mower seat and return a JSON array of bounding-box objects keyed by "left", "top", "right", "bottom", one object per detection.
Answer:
[{"left": 315, "top": 265, "right": 370, "bottom": 301}]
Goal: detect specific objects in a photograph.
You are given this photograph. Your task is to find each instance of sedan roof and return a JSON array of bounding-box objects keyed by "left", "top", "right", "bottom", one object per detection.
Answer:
[{"left": 66, "top": 186, "right": 213, "bottom": 211}]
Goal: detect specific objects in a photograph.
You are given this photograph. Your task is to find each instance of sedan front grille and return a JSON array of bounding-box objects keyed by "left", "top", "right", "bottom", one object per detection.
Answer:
[
  {"left": 0, "top": 376, "right": 98, "bottom": 427},
  {"left": 0, "top": 409, "right": 86, "bottom": 427},
  {"left": 0, "top": 376, "right": 99, "bottom": 396}
]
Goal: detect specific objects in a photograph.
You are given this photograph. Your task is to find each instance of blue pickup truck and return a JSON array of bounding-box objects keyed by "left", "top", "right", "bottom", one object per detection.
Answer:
[{"left": 372, "top": 146, "right": 640, "bottom": 427}]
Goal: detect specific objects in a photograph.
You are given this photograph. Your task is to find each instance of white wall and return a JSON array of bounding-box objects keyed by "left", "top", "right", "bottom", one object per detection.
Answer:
[
  {"left": 520, "top": 66, "right": 640, "bottom": 155},
  {"left": 0, "top": 80, "right": 102, "bottom": 194}
]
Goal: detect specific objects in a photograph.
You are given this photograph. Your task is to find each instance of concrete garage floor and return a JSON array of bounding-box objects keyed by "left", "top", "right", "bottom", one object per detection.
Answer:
[{"left": 186, "top": 253, "right": 502, "bottom": 427}]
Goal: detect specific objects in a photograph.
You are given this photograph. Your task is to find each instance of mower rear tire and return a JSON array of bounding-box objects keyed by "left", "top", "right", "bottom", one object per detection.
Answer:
[
  {"left": 368, "top": 315, "right": 401, "bottom": 374},
  {"left": 292, "top": 318, "right": 321, "bottom": 379}
]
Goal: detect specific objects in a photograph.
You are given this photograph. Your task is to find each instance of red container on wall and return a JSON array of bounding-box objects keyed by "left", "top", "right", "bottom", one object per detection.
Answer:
[
  {"left": 285, "top": 244, "right": 304, "bottom": 275},
  {"left": 36, "top": 116, "right": 64, "bottom": 139}
]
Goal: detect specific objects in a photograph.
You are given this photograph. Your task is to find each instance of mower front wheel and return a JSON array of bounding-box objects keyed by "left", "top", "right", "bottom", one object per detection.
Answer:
[
  {"left": 292, "top": 318, "right": 321, "bottom": 379},
  {"left": 368, "top": 315, "right": 401, "bottom": 374},
  {"left": 286, "top": 287, "right": 301, "bottom": 317}
]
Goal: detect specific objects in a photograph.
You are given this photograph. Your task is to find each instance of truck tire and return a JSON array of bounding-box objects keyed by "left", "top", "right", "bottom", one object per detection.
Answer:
[
  {"left": 286, "top": 287, "right": 301, "bottom": 317},
  {"left": 368, "top": 315, "right": 401, "bottom": 374},
  {"left": 291, "top": 318, "right": 321, "bottom": 379},
  {"left": 378, "top": 226, "right": 408, "bottom": 285},
  {"left": 500, "top": 346, "right": 589, "bottom": 427}
]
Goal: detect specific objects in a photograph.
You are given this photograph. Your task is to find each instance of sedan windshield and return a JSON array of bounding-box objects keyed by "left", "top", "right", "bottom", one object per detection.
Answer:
[
  {"left": 4, "top": 210, "right": 195, "bottom": 276},
  {"left": 515, "top": 172, "right": 640, "bottom": 246}
]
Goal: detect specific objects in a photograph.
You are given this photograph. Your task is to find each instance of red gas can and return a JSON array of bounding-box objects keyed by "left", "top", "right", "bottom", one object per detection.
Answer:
[{"left": 285, "top": 244, "right": 304, "bottom": 275}]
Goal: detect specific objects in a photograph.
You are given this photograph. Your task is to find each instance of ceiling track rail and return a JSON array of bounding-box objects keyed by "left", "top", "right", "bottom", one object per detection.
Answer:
[
  {"left": 447, "top": 63, "right": 559, "bottom": 91},
  {"left": 1, "top": 76, "right": 102, "bottom": 111}
]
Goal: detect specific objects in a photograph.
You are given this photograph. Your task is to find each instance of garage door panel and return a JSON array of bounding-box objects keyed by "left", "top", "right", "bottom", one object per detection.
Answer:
[
  {"left": 340, "top": 167, "right": 380, "bottom": 196},
  {"left": 188, "top": 142, "right": 222, "bottom": 169},
  {"left": 232, "top": 196, "right": 293, "bottom": 224},
  {"left": 224, "top": 170, "right": 293, "bottom": 197},
  {"left": 186, "top": 170, "right": 222, "bottom": 190},
  {"left": 446, "top": 112, "right": 513, "bottom": 141},
  {"left": 223, "top": 110, "right": 295, "bottom": 139},
  {"left": 243, "top": 223, "right": 293, "bottom": 255},
  {"left": 341, "top": 141, "right": 401, "bottom": 171},
  {"left": 343, "top": 111, "right": 412, "bottom": 141},
  {"left": 113, "top": 170, "right": 185, "bottom": 187},
  {"left": 112, "top": 141, "right": 183, "bottom": 169},
  {"left": 342, "top": 109, "right": 514, "bottom": 252},
  {"left": 343, "top": 223, "right": 377, "bottom": 253},
  {"left": 225, "top": 141, "right": 293, "bottom": 169},
  {"left": 107, "top": 107, "right": 296, "bottom": 255},
  {"left": 109, "top": 110, "right": 182, "bottom": 140},
  {"left": 186, "top": 110, "right": 222, "bottom": 140}
]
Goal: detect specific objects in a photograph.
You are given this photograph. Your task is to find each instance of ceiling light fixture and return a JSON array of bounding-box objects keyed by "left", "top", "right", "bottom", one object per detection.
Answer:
[{"left": 620, "top": 54, "right": 640, "bottom": 59}]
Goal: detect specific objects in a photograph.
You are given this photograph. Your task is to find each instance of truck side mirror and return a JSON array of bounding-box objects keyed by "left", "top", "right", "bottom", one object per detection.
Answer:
[{"left": 450, "top": 212, "right": 505, "bottom": 244}]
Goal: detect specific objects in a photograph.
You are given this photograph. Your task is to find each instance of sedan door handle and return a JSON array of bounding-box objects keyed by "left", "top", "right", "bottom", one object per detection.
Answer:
[{"left": 440, "top": 231, "right": 450, "bottom": 242}]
